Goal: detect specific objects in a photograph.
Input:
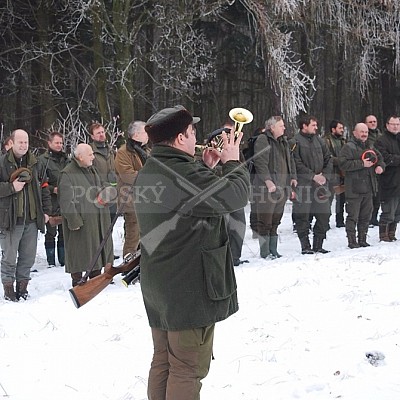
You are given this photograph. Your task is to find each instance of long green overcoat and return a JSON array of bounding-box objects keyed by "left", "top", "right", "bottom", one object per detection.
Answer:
[
  {"left": 135, "top": 145, "right": 250, "bottom": 331},
  {"left": 58, "top": 158, "right": 113, "bottom": 274}
]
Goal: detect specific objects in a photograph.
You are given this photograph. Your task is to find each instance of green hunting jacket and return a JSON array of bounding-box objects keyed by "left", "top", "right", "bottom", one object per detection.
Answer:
[
  {"left": 252, "top": 131, "right": 297, "bottom": 193},
  {"left": 38, "top": 150, "right": 70, "bottom": 215},
  {"left": 290, "top": 132, "right": 333, "bottom": 186},
  {"left": 135, "top": 144, "right": 250, "bottom": 331},
  {"left": 338, "top": 138, "right": 384, "bottom": 199},
  {"left": 90, "top": 141, "right": 117, "bottom": 186},
  {"left": 324, "top": 132, "right": 346, "bottom": 184},
  {"left": 0, "top": 150, "right": 51, "bottom": 232}
]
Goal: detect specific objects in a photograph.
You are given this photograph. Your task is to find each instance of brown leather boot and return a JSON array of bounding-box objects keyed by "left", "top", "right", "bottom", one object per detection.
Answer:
[
  {"left": 15, "top": 280, "right": 29, "bottom": 300},
  {"left": 89, "top": 269, "right": 101, "bottom": 279},
  {"left": 379, "top": 223, "right": 391, "bottom": 242},
  {"left": 71, "top": 272, "right": 83, "bottom": 287},
  {"left": 388, "top": 222, "right": 397, "bottom": 241},
  {"left": 3, "top": 282, "right": 18, "bottom": 302}
]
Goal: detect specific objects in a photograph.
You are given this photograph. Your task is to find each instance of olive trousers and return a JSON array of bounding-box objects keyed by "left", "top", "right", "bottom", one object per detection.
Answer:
[
  {"left": 123, "top": 212, "right": 140, "bottom": 256},
  {"left": 148, "top": 325, "right": 215, "bottom": 400}
]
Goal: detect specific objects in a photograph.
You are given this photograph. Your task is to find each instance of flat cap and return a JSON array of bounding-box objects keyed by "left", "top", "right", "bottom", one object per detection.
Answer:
[{"left": 145, "top": 105, "right": 200, "bottom": 144}]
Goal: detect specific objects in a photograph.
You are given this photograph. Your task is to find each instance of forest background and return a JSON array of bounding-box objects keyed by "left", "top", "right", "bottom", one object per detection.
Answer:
[{"left": 1, "top": 0, "right": 400, "bottom": 150}]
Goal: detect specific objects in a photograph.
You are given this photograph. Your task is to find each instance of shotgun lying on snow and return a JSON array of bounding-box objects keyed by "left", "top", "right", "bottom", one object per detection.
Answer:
[{"left": 69, "top": 250, "right": 141, "bottom": 308}]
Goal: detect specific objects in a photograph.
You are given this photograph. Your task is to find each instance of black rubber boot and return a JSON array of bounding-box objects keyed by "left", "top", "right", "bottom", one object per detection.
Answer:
[
  {"left": 45, "top": 242, "right": 56, "bottom": 267},
  {"left": 269, "top": 235, "right": 282, "bottom": 258},
  {"left": 57, "top": 242, "right": 65, "bottom": 266},
  {"left": 258, "top": 235, "right": 270, "bottom": 258},
  {"left": 358, "top": 232, "right": 370, "bottom": 247},
  {"left": 347, "top": 234, "right": 360, "bottom": 249},
  {"left": 299, "top": 236, "right": 314, "bottom": 255},
  {"left": 312, "top": 236, "right": 330, "bottom": 253}
]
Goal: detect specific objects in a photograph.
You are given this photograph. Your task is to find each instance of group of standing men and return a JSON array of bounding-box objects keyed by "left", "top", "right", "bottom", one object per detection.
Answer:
[
  {"left": 2, "top": 106, "right": 400, "bottom": 400},
  {"left": 0, "top": 121, "right": 150, "bottom": 300},
  {"left": 250, "top": 113, "right": 400, "bottom": 257}
]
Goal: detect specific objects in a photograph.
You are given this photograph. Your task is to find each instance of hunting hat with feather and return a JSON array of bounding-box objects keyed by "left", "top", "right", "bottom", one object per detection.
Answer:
[
  {"left": 361, "top": 149, "right": 378, "bottom": 165},
  {"left": 145, "top": 105, "right": 200, "bottom": 144},
  {"left": 9, "top": 167, "right": 32, "bottom": 183}
]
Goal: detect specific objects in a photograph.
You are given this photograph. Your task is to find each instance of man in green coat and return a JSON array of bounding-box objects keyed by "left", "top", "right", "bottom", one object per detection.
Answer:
[
  {"left": 58, "top": 143, "right": 113, "bottom": 287},
  {"left": 38, "top": 131, "right": 70, "bottom": 267},
  {"left": 324, "top": 120, "right": 347, "bottom": 228},
  {"left": 253, "top": 115, "right": 297, "bottom": 259},
  {"left": 135, "top": 105, "right": 250, "bottom": 400},
  {"left": 0, "top": 129, "right": 51, "bottom": 301},
  {"left": 339, "top": 123, "right": 384, "bottom": 248}
]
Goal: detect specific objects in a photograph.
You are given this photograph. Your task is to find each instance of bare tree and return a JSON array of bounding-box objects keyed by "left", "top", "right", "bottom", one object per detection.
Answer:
[{"left": 1, "top": 0, "right": 400, "bottom": 137}]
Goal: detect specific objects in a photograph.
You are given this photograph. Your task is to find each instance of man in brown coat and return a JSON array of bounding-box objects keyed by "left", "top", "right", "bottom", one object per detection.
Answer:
[{"left": 115, "top": 121, "right": 150, "bottom": 256}]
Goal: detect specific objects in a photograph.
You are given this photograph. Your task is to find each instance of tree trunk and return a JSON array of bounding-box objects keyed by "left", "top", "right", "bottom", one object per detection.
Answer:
[
  {"left": 36, "top": 0, "right": 57, "bottom": 130},
  {"left": 92, "top": 1, "right": 108, "bottom": 123},
  {"left": 113, "top": 0, "right": 134, "bottom": 134}
]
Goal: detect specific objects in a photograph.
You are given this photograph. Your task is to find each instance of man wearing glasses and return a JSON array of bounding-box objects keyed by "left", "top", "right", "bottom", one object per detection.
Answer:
[
  {"left": 375, "top": 115, "right": 400, "bottom": 242},
  {"left": 365, "top": 115, "right": 382, "bottom": 226},
  {"left": 365, "top": 115, "right": 382, "bottom": 146}
]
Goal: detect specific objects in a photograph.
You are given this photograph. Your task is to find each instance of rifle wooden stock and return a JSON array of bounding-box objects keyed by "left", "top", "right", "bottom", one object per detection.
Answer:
[{"left": 69, "top": 250, "right": 141, "bottom": 308}]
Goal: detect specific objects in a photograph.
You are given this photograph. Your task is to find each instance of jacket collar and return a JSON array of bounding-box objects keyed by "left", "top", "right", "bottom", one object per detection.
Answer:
[{"left": 7, "top": 150, "right": 36, "bottom": 168}]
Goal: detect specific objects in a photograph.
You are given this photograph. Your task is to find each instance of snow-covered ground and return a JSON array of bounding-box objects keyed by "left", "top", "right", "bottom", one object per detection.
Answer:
[{"left": 1, "top": 201, "right": 400, "bottom": 400}]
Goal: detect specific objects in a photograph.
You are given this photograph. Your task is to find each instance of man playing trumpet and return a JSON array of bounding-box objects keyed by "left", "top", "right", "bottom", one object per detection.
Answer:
[{"left": 134, "top": 105, "right": 250, "bottom": 400}]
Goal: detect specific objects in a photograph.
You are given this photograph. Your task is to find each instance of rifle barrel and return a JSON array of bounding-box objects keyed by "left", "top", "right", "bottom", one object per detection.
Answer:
[{"left": 121, "top": 265, "right": 140, "bottom": 287}]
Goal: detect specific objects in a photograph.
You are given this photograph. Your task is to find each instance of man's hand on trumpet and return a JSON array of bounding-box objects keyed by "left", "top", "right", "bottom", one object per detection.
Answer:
[
  {"left": 220, "top": 130, "right": 243, "bottom": 163},
  {"left": 202, "top": 146, "right": 221, "bottom": 169},
  {"left": 202, "top": 131, "right": 243, "bottom": 168}
]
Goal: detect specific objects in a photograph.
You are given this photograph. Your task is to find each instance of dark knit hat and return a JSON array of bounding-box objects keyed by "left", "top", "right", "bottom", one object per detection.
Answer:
[{"left": 145, "top": 105, "right": 200, "bottom": 144}]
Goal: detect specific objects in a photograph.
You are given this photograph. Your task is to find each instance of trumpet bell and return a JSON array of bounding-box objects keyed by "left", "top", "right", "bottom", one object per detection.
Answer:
[
  {"left": 229, "top": 108, "right": 254, "bottom": 132},
  {"left": 197, "top": 108, "right": 254, "bottom": 154}
]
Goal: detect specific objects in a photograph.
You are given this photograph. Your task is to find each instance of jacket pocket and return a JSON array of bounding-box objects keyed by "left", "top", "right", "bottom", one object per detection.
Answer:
[
  {"left": 352, "top": 178, "right": 368, "bottom": 194},
  {"left": 0, "top": 208, "right": 10, "bottom": 230},
  {"left": 202, "top": 243, "right": 237, "bottom": 301}
]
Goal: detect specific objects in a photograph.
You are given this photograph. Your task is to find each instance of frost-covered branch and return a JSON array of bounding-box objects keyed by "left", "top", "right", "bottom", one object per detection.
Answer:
[{"left": 241, "top": 0, "right": 316, "bottom": 121}]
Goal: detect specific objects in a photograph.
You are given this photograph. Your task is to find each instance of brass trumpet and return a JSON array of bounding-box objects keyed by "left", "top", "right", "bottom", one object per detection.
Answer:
[
  {"left": 229, "top": 107, "right": 254, "bottom": 133},
  {"left": 196, "top": 107, "right": 253, "bottom": 152}
]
